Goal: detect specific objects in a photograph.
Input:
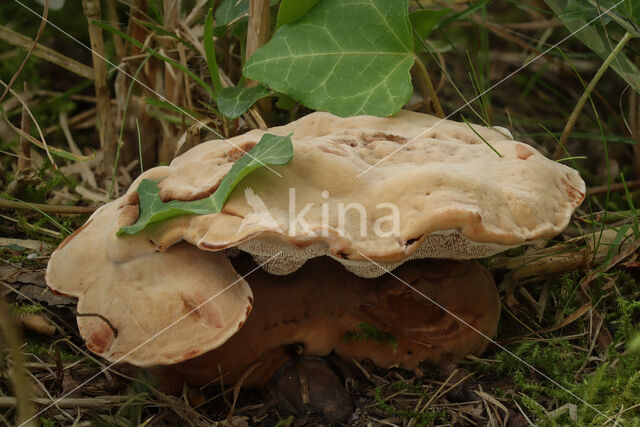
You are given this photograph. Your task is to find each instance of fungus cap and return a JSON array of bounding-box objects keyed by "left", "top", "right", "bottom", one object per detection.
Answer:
[
  {"left": 118, "top": 110, "right": 585, "bottom": 277},
  {"left": 46, "top": 199, "right": 253, "bottom": 367}
]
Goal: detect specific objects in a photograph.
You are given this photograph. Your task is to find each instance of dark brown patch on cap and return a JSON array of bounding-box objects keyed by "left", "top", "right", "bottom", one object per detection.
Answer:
[
  {"left": 361, "top": 132, "right": 408, "bottom": 144},
  {"left": 226, "top": 142, "right": 258, "bottom": 162}
]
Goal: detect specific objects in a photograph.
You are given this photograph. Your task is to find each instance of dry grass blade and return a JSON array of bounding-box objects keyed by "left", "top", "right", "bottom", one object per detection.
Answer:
[
  {"left": 82, "top": 0, "right": 116, "bottom": 177},
  {"left": 0, "top": 25, "right": 94, "bottom": 80},
  {"left": 0, "top": 297, "right": 35, "bottom": 426},
  {"left": 17, "top": 82, "right": 31, "bottom": 171},
  {"left": 1, "top": 79, "right": 57, "bottom": 167}
]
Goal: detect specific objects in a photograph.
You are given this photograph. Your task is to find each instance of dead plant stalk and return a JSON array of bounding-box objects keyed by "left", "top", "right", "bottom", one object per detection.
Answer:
[{"left": 82, "top": 0, "right": 116, "bottom": 179}]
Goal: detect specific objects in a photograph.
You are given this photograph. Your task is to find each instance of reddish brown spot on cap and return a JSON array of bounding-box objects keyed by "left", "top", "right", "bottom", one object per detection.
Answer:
[
  {"left": 515, "top": 144, "right": 533, "bottom": 160},
  {"left": 86, "top": 323, "right": 115, "bottom": 354}
]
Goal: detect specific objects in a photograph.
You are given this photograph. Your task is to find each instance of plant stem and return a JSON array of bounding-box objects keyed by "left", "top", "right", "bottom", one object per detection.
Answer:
[
  {"left": 412, "top": 55, "right": 445, "bottom": 118},
  {"left": 0, "top": 199, "right": 97, "bottom": 214},
  {"left": 246, "top": 0, "right": 272, "bottom": 122},
  {"left": 82, "top": 0, "right": 116, "bottom": 177},
  {"left": 553, "top": 31, "right": 633, "bottom": 159}
]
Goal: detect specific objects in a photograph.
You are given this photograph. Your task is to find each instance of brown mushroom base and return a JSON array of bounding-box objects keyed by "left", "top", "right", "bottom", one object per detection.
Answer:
[{"left": 154, "top": 255, "right": 500, "bottom": 392}]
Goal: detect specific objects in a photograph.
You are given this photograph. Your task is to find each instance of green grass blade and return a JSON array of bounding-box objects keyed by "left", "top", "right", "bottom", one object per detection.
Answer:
[{"left": 204, "top": 8, "right": 222, "bottom": 96}]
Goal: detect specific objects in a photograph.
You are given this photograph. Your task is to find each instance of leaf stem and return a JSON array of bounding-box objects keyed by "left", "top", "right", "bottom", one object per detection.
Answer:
[
  {"left": 553, "top": 31, "right": 633, "bottom": 159},
  {"left": 412, "top": 55, "right": 445, "bottom": 118}
]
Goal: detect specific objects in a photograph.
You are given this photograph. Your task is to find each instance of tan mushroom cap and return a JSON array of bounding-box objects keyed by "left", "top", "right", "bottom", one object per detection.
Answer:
[
  {"left": 46, "top": 198, "right": 253, "bottom": 367},
  {"left": 119, "top": 110, "right": 585, "bottom": 277}
]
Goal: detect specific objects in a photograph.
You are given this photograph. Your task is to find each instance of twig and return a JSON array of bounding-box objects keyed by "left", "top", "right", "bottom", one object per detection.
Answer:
[
  {"left": 82, "top": 0, "right": 116, "bottom": 175},
  {"left": 0, "top": 199, "right": 97, "bottom": 214},
  {"left": 76, "top": 312, "right": 118, "bottom": 337},
  {"left": 412, "top": 55, "right": 445, "bottom": 118},
  {"left": 17, "top": 82, "right": 31, "bottom": 171},
  {"left": 0, "top": 25, "right": 94, "bottom": 80},
  {"left": 491, "top": 228, "right": 636, "bottom": 282},
  {"left": 0, "top": 396, "right": 129, "bottom": 408},
  {"left": 553, "top": 31, "right": 633, "bottom": 159},
  {"left": 0, "top": 0, "right": 48, "bottom": 105},
  {"left": 588, "top": 179, "right": 640, "bottom": 196}
]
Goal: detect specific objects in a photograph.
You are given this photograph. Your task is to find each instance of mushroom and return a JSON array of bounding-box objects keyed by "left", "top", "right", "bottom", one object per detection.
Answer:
[
  {"left": 154, "top": 253, "right": 500, "bottom": 390},
  {"left": 113, "top": 110, "right": 585, "bottom": 277},
  {"left": 44, "top": 110, "right": 583, "bottom": 385},
  {"left": 46, "top": 198, "right": 253, "bottom": 366}
]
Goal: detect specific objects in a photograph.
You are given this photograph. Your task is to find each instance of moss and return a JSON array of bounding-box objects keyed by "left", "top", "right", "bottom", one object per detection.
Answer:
[
  {"left": 10, "top": 303, "right": 44, "bottom": 315},
  {"left": 373, "top": 386, "right": 444, "bottom": 425},
  {"left": 344, "top": 322, "right": 398, "bottom": 353},
  {"left": 23, "top": 341, "right": 82, "bottom": 362}
]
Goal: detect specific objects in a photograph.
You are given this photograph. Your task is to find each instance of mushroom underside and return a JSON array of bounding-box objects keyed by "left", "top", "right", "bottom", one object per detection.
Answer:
[{"left": 154, "top": 254, "right": 500, "bottom": 390}]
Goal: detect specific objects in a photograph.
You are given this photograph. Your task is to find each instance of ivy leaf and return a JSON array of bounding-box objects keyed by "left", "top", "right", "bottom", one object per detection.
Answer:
[
  {"left": 215, "top": 0, "right": 250, "bottom": 27},
  {"left": 211, "top": 133, "right": 294, "bottom": 209},
  {"left": 243, "top": 0, "right": 414, "bottom": 117},
  {"left": 217, "top": 85, "right": 271, "bottom": 118},
  {"left": 276, "top": 0, "right": 321, "bottom": 28},
  {"left": 118, "top": 133, "right": 294, "bottom": 236},
  {"left": 215, "top": 0, "right": 279, "bottom": 33}
]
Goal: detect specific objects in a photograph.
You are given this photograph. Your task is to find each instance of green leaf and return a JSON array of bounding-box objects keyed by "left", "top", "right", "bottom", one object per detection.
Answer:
[
  {"left": 409, "top": 8, "right": 451, "bottom": 39},
  {"left": 215, "top": 0, "right": 249, "bottom": 27},
  {"left": 243, "top": 0, "right": 414, "bottom": 117},
  {"left": 204, "top": 8, "right": 223, "bottom": 96},
  {"left": 215, "top": 0, "right": 278, "bottom": 30},
  {"left": 544, "top": 0, "right": 640, "bottom": 95},
  {"left": 217, "top": 85, "right": 271, "bottom": 118},
  {"left": 118, "top": 133, "right": 294, "bottom": 235},
  {"left": 212, "top": 133, "right": 293, "bottom": 209},
  {"left": 276, "top": 0, "right": 321, "bottom": 28}
]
